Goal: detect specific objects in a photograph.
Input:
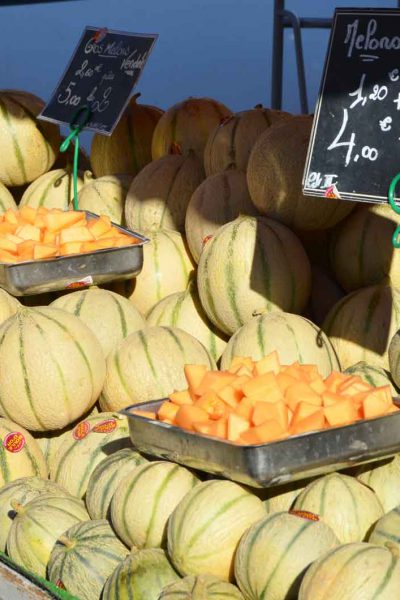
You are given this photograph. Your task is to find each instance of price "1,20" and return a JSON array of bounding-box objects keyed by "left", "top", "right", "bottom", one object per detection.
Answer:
[{"left": 328, "top": 108, "right": 378, "bottom": 166}]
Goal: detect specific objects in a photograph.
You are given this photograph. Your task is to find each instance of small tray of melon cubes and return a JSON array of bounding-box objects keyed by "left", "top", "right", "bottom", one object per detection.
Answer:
[
  {"left": 122, "top": 353, "right": 400, "bottom": 488},
  {"left": 0, "top": 206, "right": 148, "bottom": 295}
]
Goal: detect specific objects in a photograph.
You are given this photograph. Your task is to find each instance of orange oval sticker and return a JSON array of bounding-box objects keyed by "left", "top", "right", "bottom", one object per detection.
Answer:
[
  {"left": 3, "top": 432, "right": 25, "bottom": 453},
  {"left": 92, "top": 418, "right": 117, "bottom": 434},
  {"left": 202, "top": 234, "right": 213, "bottom": 247},
  {"left": 56, "top": 580, "right": 66, "bottom": 590},
  {"left": 73, "top": 421, "right": 91, "bottom": 441},
  {"left": 289, "top": 509, "right": 319, "bottom": 522}
]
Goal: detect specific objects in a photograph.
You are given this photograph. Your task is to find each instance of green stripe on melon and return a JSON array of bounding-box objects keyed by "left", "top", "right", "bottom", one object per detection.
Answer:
[
  {"left": 102, "top": 548, "right": 180, "bottom": 600},
  {"left": 197, "top": 215, "right": 311, "bottom": 336},
  {"left": 159, "top": 575, "right": 244, "bottom": 599},
  {"left": 0, "top": 306, "right": 106, "bottom": 431},
  {"left": 49, "top": 412, "right": 131, "bottom": 499},
  {"left": 101, "top": 326, "right": 215, "bottom": 411},
  {"left": 167, "top": 480, "right": 266, "bottom": 582},
  {"left": 0, "top": 181, "right": 17, "bottom": 213},
  {"left": 293, "top": 473, "right": 384, "bottom": 543},
  {"left": 298, "top": 542, "right": 400, "bottom": 600},
  {"left": 76, "top": 173, "right": 132, "bottom": 225},
  {"left": 0, "top": 418, "right": 47, "bottom": 487},
  {"left": 48, "top": 519, "right": 129, "bottom": 600},
  {"left": 111, "top": 460, "right": 200, "bottom": 549},
  {"left": 7, "top": 493, "right": 90, "bottom": 578},
  {"left": 234, "top": 511, "right": 339, "bottom": 600},
  {"left": 20, "top": 168, "right": 84, "bottom": 210},
  {"left": 50, "top": 287, "right": 146, "bottom": 356},
  {"left": 221, "top": 311, "right": 339, "bottom": 376},
  {"left": 86, "top": 448, "right": 148, "bottom": 520}
]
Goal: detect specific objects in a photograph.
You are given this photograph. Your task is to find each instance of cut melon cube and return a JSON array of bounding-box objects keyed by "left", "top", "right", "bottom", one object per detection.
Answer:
[
  {"left": 290, "top": 401, "right": 321, "bottom": 428},
  {"left": 33, "top": 243, "right": 58, "bottom": 260},
  {"left": 195, "top": 391, "right": 227, "bottom": 420},
  {"left": 175, "top": 405, "right": 209, "bottom": 431},
  {"left": 81, "top": 240, "right": 114, "bottom": 253},
  {"left": 19, "top": 206, "right": 37, "bottom": 225},
  {"left": 276, "top": 372, "right": 298, "bottom": 393},
  {"left": 193, "top": 419, "right": 227, "bottom": 439},
  {"left": 0, "top": 238, "right": 18, "bottom": 254},
  {"left": 87, "top": 216, "right": 113, "bottom": 238},
  {"left": 59, "top": 227, "right": 94, "bottom": 244},
  {"left": 217, "top": 384, "right": 243, "bottom": 409},
  {"left": 4, "top": 209, "right": 18, "bottom": 225},
  {"left": 324, "top": 399, "right": 359, "bottom": 427},
  {"left": 169, "top": 389, "right": 193, "bottom": 406},
  {"left": 0, "top": 250, "right": 18, "bottom": 263},
  {"left": 17, "top": 240, "right": 35, "bottom": 260},
  {"left": 322, "top": 391, "right": 342, "bottom": 407},
  {"left": 242, "top": 372, "right": 282, "bottom": 398},
  {"left": 59, "top": 242, "right": 82, "bottom": 256},
  {"left": 229, "top": 356, "right": 254, "bottom": 373},
  {"left": 309, "top": 376, "right": 327, "bottom": 395},
  {"left": 253, "top": 351, "right": 280, "bottom": 376},
  {"left": 184, "top": 364, "right": 208, "bottom": 394},
  {"left": 285, "top": 382, "right": 322, "bottom": 412},
  {"left": 45, "top": 210, "right": 85, "bottom": 232},
  {"left": 16, "top": 224, "right": 41, "bottom": 242},
  {"left": 252, "top": 400, "right": 288, "bottom": 430},
  {"left": 113, "top": 236, "right": 137, "bottom": 247},
  {"left": 324, "top": 372, "right": 349, "bottom": 393},
  {"left": 130, "top": 410, "right": 156, "bottom": 419},
  {"left": 282, "top": 363, "right": 307, "bottom": 381},
  {"left": 290, "top": 410, "right": 326, "bottom": 435},
  {"left": 235, "top": 397, "right": 255, "bottom": 421},
  {"left": 227, "top": 413, "right": 250, "bottom": 442},
  {"left": 362, "top": 394, "right": 390, "bottom": 420},
  {"left": 42, "top": 230, "right": 57, "bottom": 244},
  {"left": 231, "top": 374, "right": 252, "bottom": 391},
  {"left": 158, "top": 401, "right": 179, "bottom": 423},
  {"left": 247, "top": 419, "right": 287, "bottom": 444},
  {"left": 0, "top": 222, "right": 17, "bottom": 235}
]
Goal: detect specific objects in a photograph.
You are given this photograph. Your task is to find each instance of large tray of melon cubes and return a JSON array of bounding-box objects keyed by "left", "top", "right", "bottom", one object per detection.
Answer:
[
  {"left": 0, "top": 207, "right": 148, "bottom": 295},
  {"left": 123, "top": 353, "right": 400, "bottom": 488}
]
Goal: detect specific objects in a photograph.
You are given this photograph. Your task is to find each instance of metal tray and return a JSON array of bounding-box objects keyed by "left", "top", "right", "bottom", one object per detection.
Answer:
[
  {"left": 121, "top": 399, "right": 400, "bottom": 488},
  {"left": 0, "top": 211, "right": 149, "bottom": 296}
]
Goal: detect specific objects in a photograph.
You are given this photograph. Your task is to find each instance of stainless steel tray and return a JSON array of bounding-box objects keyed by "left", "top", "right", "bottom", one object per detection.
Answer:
[
  {"left": 121, "top": 400, "right": 400, "bottom": 488},
  {"left": 0, "top": 211, "right": 149, "bottom": 296}
]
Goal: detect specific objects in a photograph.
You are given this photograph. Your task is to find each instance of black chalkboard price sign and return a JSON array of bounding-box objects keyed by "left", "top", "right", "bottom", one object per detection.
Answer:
[
  {"left": 39, "top": 27, "right": 158, "bottom": 135},
  {"left": 303, "top": 8, "right": 400, "bottom": 204}
]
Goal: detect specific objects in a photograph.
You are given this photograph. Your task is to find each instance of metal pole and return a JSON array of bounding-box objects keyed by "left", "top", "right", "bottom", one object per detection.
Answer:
[{"left": 271, "top": 0, "right": 284, "bottom": 109}]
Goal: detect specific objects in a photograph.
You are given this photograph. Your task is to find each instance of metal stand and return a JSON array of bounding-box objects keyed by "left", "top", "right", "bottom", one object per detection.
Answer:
[{"left": 271, "top": 0, "right": 400, "bottom": 113}]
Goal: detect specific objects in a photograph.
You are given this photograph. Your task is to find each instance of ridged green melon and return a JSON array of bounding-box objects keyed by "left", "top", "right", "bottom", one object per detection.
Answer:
[
  {"left": 0, "top": 90, "right": 60, "bottom": 186},
  {"left": 101, "top": 326, "right": 215, "bottom": 411},
  {"left": 76, "top": 173, "right": 133, "bottom": 225},
  {"left": 159, "top": 575, "right": 244, "bottom": 599},
  {"left": 7, "top": 493, "right": 90, "bottom": 577},
  {"left": 197, "top": 215, "right": 311, "bottom": 336},
  {"left": 235, "top": 511, "right": 339, "bottom": 600},
  {"left": 0, "top": 418, "right": 47, "bottom": 487},
  {"left": 330, "top": 203, "right": 400, "bottom": 291},
  {"left": 369, "top": 506, "right": 400, "bottom": 550},
  {"left": 220, "top": 311, "right": 339, "bottom": 376},
  {"left": 50, "top": 287, "right": 146, "bottom": 356},
  {"left": 0, "top": 306, "right": 106, "bottom": 431},
  {"left": 344, "top": 361, "right": 398, "bottom": 395},
  {"left": 151, "top": 97, "right": 232, "bottom": 161},
  {"left": 168, "top": 480, "right": 266, "bottom": 581},
  {"left": 103, "top": 548, "right": 180, "bottom": 600},
  {"left": 298, "top": 542, "right": 400, "bottom": 600},
  {"left": 147, "top": 279, "right": 228, "bottom": 363},
  {"left": 111, "top": 461, "right": 199, "bottom": 549},
  {"left": 86, "top": 448, "right": 148, "bottom": 520},
  {"left": 128, "top": 229, "right": 195, "bottom": 315},
  {"left": 0, "top": 476, "right": 71, "bottom": 551},
  {"left": 293, "top": 473, "right": 384, "bottom": 543},
  {"left": 48, "top": 520, "right": 129, "bottom": 600},
  {"left": 49, "top": 413, "right": 131, "bottom": 499},
  {"left": 0, "top": 288, "right": 20, "bottom": 324},
  {"left": 204, "top": 106, "right": 291, "bottom": 175},
  {"left": 0, "top": 181, "right": 17, "bottom": 213},
  {"left": 323, "top": 284, "right": 400, "bottom": 370},
  {"left": 91, "top": 93, "right": 164, "bottom": 178},
  {"left": 356, "top": 455, "right": 400, "bottom": 513},
  {"left": 125, "top": 152, "right": 205, "bottom": 233},
  {"left": 20, "top": 168, "right": 84, "bottom": 209},
  {"left": 247, "top": 115, "right": 355, "bottom": 230},
  {"left": 184, "top": 169, "right": 258, "bottom": 263},
  {"left": 389, "top": 330, "right": 400, "bottom": 389}
]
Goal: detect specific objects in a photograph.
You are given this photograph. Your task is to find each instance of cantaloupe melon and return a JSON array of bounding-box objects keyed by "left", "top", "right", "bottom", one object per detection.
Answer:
[
  {"left": 293, "top": 473, "right": 384, "bottom": 542},
  {"left": 86, "top": 448, "right": 148, "bottom": 520},
  {"left": 168, "top": 480, "right": 266, "bottom": 581},
  {"left": 111, "top": 461, "right": 199, "bottom": 549},
  {"left": 0, "top": 476, "right": 71, "bottom": 551},
  {"left": 356, "top": 456, "right": 400, "bottom": 513},
  {"left": 197, "top": 215, "right": 311, "bottom": 336},
  {"left": 323, "top": 284, "right": 400, "bottom": 370},
  {"left": 247, "top": 115, "right": 355, "bottom": 230},
  {"left": 330, "top": 203, "right": 400, "bottom": 291},
  {"left": 152, "top": 97, "right": 232, "bottom": 161},
  {"left": 389, "top": 330, "right": 400, "bottom": 390},
  {"left": 0, "top": 306, "right": 106, "bottom": 431},
  {"left": 0, "top": 418, "right": 47, "bottom": 487},
  {"left": 344, "top": 361, "right": 398, "bottom": 395},
  {"left": 235, "top": 511, "right": 339, "bottom": 600},
  {"left": 102, "top": 548, "right": 180, "bottom": 600},
  {"left": 50, "top": 287, "right": 146, "bottom": 356},
  {"left": 0, "top": 288, "right": 20, "bottom": 324},
  {"left": 184, "top": 169, "right": 258, "bottom": 263},
  {"left": 125, "top": 152, "right": 205, "bottom": 233},
  {"left": 20, "top": 168, "right": 84, "bottom": 210},
  {"left": 91, "top": 93, "right": 164, "bottom": 177},
  {"left": 0, "top": 90, "right": 60, "bottom": 186},
  {"left": 76, "top": 173, "right": 133, "bottom": 225},
  {"left": 369, "top": 506, "right": 400, "bottom": 550},
  {"left": 49, "top": 412, "right": 131, "bottom": 498},
  {"left": 101, "top": 326, "right": 215, "bottom": 411},
  {"left": 127, "top": 229, "right": 195, "bottom": 315},
  {"left": 7, "top": 493, "right": 90, "bottom": 577},
  {"left": 221, "top": 311, "right": 339, "bottom": 376},
  {"left": 147, "top": 279, "right": 228, "bottom": 363},
  {"left": 159, "top": 575, "right": 244, "bottom": 599},
  {"left": 304, "top": 266, "right": 345, "bottom": 327},
  {"left": 298, "top": 542, "right": 400, "bottom": 600},
  {"left": 204, "top": 106, "right": 291, "bottom": 175},
  {"left": 0, "top": 182, "right": 17, "bottom": 214},
  {"left": 48, "top": 520, "right": 129, "bottom": 600}
]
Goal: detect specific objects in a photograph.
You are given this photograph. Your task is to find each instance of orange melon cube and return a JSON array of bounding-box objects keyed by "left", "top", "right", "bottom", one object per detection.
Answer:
[
  {"left": 282, "top": 363, "right": 307, "bottom": 381},
  {"left": 227, "top": 413, "right": 250, "bottom": 442},
  {"left": 276, "top": 372, "right": 298, "bottom": 394},
  {"left": 290, "top": 410, "right": 326, "bottom": 435},
  {"left": 87, "top": 217, "right": 113, "bottom": 238},
  {"left": 0, "top": 250, "right": 18, "bottom": 263},
  {"left": 324, "top": 399, "right": 359, "bottom": 427},
  {"left": 169, "top": 389, "right": 193, "bottom": 406},
  {"left": 285, "top": 382, "right": 322, "bottom": 412},
  {"left": 253, "top": 351, "right": 280, "bottom": 376},
  {"left": 19, "top": 206, "right": 37, "bottom": 225},
  {"left": 309, "top": 376, "right": 327, "bottom": 395},
  {"left": 362, "top": 393, "right": 390, "bottom": 420},
  {"left": 338, "top": 376, "right": 371, "bottom": 396},
  {"left": 0, "top": 222, "right": 17, "bottom": 235},
  {"left": 81, "top": 240, "right": 115, "bottom": 253},
  {"left": 42, "top": 230, "right": 57, "bottom": 244},
  {"left": 299, "top": 364, "right": 321, "bottom": 382},
  {"left": 247, "top": 419, "right": 287, "bottom": 444},
  {"left": 17, "top": 240, "right": 35, "bottom": 260},
  {"left": 290, "top": 401, "right": 321, "bottom": 428},
  {"left": 252, "top": 400, "right": 289, "bottom": 430},
  {"left": 16, "top": 224, "right": 41, "bottom": 242},
  {"left": 229, "top": 356, "right": 254, "bottom": 373},
  {"left": 59, "top": 242, "right": 82, "bottom": 256},
  {"left": 4, "top": 233, "right": 23, "bottom": 244},
  {"left": 33, "top": 243, "right": 58, "bottom": 260},
  {"left": 194, "top": 371, "right": 233, "bottom": 396},
  {"left": 217, "top": 384, "right": 243, "bottom": 409},
  {"left": 158, "top": 401, "right": 179, "bottom": 422},
  {"left": 130, "top": 410, "right": 156, "bottom": 419},
  {"left": 4, "top": 209, "right": 18, "bottom": 225},
  {"left": 184, "top": 364, "right": 208, "bottom": 394},
  {"left": 235, "top": 396, "right": 256, "bottom": 421},
  {"left": 34, "top": 215, "right": 47, "bottom": 230},
  {"left": 237, "top": 431, "right": 261, "bottom": 445},
  {"left": 45, "top": 210, "right": 85, "bottom": 232},
  {"left": 175, "top": 405, "right": 209, "bottom": 431},
  {"left": 242, "top": 372, "right": 283, "bottom": 399},
  {"left": 193, "top": 419, "right": 227, "bottom": 439},
  {"left": 231, "top": 374, "right": 252, "bottom": 391},
  {"left": 113, "top": 236, "right": 137, "bottom": 248},
  {"left": 324, "top": 372, "right": 349, "bottom": 393},
  {"left": 322, "top": 391, "right": 342, "bottom": 407},
  {"left": 59, "top": 226, "right": 94, "bottom": 245},
  {"left": 195, "top": 391, "right": 227, "bottom": 420},
  {"left": 0, "top": 238, "right": 18, "bottom": 254}
]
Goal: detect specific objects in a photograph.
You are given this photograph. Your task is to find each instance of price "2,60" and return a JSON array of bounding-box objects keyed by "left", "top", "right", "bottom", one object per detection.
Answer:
[{"left": 328, "top": 108, "right": 378, "bottom": 166}]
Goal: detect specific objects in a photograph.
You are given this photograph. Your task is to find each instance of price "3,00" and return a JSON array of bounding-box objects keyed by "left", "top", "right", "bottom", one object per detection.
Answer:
[{"left": 328, "top": 107, "right": 378, "bottom": 166}]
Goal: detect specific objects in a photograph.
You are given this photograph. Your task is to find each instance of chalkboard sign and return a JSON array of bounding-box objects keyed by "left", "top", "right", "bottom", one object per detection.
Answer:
[
  {"left": 39, "top": 26, "right": 158, "bottom": 135},
  {"left": 303, "top": 8, "right": 400, "bottom": 204}
]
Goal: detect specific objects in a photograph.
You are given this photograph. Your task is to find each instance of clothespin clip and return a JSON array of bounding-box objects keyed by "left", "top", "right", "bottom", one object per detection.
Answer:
[
  {"left": 388, "top": 172, "right": 400, "bottom": 248},
  {"left": 92, "top": 28, "right": 108, "bottom": 43}
]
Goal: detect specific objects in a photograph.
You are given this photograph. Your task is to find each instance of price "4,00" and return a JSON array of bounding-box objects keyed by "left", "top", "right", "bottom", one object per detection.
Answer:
[{"left": 328, "top": 107, "right": 378, "bottom": 166}]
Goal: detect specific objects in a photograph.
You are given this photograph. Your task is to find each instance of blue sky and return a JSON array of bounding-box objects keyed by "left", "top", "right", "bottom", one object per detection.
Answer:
[{"left": 0, "top": 0, "right": 398, "bottom": 142}]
